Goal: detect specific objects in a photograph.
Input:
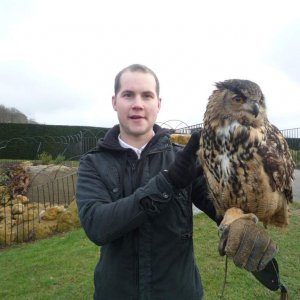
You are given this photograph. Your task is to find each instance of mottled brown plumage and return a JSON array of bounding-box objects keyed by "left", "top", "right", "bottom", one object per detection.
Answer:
[{"left": 198, "top": 79, "right": 295, "bottom": 228}]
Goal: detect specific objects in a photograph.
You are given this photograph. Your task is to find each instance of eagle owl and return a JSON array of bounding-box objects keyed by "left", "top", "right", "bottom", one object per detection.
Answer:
[{"left": 198, "top": 79, "right": 295, "bottom": 229}]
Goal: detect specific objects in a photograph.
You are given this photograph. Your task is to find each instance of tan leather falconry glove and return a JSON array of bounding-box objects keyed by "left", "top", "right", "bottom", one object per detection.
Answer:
[{"left": 218, "top": 218, "right": 278, "bottom": 272}]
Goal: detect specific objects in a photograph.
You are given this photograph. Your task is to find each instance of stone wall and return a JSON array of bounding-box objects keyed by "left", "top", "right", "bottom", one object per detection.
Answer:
[
  {"left": 0, "top": 193, "right": 80, "bottom": 246},
  {"left": 0, "top": 163, "right": 80, "bottom": 247}
]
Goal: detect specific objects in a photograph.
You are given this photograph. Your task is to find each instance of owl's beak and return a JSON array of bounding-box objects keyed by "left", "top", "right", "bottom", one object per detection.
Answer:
[
  {"left": 252, "top": 103, "right": 260, "bottom": 118},
  {"left": 247, "top": 99, "right": 260, "bottom": 118}
]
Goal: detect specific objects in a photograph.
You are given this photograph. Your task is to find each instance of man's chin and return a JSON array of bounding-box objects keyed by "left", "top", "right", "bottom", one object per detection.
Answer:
[
  {"left": 130, "top": 129, "right": 148, "bottom": 136},
  {"left": 128, "top": 126, "right": 149, "bottom": 136}
]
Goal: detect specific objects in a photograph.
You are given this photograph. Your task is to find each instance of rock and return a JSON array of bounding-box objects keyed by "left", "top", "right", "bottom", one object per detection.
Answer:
[
  {"left": 14, "top": 214, "right": 24, "bottom": 224},
  {"left": 23, "top": 207, "right": 40, "bottom": 221},
  {"left": 0, "top": 186, "right": 10, "bottom": 206},
  {"left": 57, "top": 200, "right": 80, "bottom": 232},
  {"left": 33, "top": 220, "right": 58, "bottom": 240},
  {"left": 40, "top": 205, "right": 65, "bottom": 220},
  {"left": 0, "top": 227, "right": 16, "bottom": 245},
  {"left": 20, "top": 161, "right": 33, "bottom": 168},
  {"left": 14, "top": 195, "right": 29, "bottom": 204},
  {"left": 0, "top": 206, "right": 11, "bottom": 221},
  {"left": 12, "top": 203, "right": 24, "bottom": 215}
]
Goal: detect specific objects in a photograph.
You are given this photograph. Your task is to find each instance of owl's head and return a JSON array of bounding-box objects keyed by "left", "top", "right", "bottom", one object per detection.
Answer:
[{"left": 205, "top": 79, "right": 267, "bottom": 127}]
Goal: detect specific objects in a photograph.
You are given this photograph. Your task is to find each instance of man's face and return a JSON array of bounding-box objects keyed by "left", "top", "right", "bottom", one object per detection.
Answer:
[{"left": 112, "top": 71, "right": 161, "bottom": 139}]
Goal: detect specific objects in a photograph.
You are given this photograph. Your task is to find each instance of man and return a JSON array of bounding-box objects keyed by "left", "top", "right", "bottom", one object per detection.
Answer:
[{"left": 76, "top": 64, "right": 276, "bottom": 300}]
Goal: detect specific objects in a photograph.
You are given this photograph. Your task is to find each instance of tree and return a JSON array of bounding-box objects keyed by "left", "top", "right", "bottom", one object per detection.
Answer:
[{"left": 0, "top": 105, "right": 37, "bottom": 124}]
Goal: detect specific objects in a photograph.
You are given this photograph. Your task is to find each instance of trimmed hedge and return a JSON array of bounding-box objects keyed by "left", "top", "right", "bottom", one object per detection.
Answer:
[
  {"left": 0, "top": 123, "right": 109, "bottom": 160},
  {"left": 286, "top": 138, "right": 300, "bottom": 151}
]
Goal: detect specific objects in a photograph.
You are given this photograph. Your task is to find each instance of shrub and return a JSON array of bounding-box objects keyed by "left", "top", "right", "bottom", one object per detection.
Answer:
[
  {"left": 53, "top": 154, "right": 65, "bottom": 165},
  {"left": 38, "top": 152, "right": 53, "bottom": 165}
]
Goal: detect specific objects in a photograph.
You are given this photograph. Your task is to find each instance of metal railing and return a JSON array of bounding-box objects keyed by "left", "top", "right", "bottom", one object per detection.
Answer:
[{"left": 28, "top": 172, "right": 77, "bottom": 207}]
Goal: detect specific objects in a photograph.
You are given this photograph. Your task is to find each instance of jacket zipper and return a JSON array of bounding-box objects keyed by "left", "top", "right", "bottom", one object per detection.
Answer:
[
  {"left": 129, "top": 159, "right": 139, "bottom": 299},
  {"left": 134, "top": 230, "right": 139, "bottom": 299}
]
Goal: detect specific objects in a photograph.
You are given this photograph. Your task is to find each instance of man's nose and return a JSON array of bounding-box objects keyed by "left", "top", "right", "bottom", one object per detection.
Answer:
[{"left": 132, "top": 96, "right": 143, "bottom": 108}]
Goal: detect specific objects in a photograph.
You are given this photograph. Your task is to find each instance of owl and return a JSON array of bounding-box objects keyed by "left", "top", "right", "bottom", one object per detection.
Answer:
[{"left": 198, "top": 79, "right": 295, "bottom": 229}]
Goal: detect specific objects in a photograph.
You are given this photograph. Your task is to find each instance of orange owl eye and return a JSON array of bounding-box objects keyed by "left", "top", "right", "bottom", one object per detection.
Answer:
[{"left": 232, "top": 95, "right": 244, "bottom": 102}]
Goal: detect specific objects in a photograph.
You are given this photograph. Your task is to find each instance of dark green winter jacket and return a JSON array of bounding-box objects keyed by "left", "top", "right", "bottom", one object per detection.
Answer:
[{"left": 76, "top": 124, "right": 217, "bottom": 300}]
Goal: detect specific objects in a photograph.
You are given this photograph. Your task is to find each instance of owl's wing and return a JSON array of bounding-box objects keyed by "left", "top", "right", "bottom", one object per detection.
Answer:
[{"left": 258, "top": 122, "right": 295, "bottom": 202}]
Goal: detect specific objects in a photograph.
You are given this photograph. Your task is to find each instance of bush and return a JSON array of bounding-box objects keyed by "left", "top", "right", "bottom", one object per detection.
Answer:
[
  {"left": 38, "top": 152, "right": 53, "bottom": 165},
  {"left": 53, "top": 154, "right": 65, "bottom": 165}
]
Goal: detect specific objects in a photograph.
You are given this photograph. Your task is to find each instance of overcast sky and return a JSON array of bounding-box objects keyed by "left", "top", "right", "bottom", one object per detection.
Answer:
[{"left": 0, "top": 0, "right": 299, "bottom": 130}]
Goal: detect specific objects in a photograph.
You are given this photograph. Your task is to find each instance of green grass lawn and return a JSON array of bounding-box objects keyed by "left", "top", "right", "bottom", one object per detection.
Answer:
[{"left": 1, "top": 203, "right": 299, "bottom": 300}]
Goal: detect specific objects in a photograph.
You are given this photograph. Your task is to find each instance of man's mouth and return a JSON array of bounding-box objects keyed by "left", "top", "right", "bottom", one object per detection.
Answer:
[{"left": 130, "top": 115, "right": 144, "bottom": 119}]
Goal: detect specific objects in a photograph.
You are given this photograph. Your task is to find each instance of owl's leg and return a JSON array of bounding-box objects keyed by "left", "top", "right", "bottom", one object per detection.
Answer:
[
  {"left": 219, "top": 207, "right": 258, "bottom": 234},
  {"left": 240, "top": 212, "right": 258, "bottom": 223}
]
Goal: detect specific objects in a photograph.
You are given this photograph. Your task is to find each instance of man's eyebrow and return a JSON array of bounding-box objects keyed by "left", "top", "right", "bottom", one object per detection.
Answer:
[
  {"left": 121, "top": 89, "right": 134, "bottom": 94},
  {"left": 142, "top": 90, "right": 155, "bottom": 95}
]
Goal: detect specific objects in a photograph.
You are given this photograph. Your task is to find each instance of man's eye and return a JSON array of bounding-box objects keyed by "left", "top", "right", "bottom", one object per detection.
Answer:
[{"left": 144, "top": 93, "right": 153, "bottom": 99}]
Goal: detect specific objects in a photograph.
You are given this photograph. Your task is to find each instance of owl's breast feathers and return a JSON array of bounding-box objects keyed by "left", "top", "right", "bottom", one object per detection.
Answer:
[{"left": 199, "top": 120, "right": 295, "bottom": 227}]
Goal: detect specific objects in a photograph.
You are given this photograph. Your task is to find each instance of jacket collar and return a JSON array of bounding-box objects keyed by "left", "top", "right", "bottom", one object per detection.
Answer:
[{"left": 97, "top": 124, "right": 171, "bottom": 153}]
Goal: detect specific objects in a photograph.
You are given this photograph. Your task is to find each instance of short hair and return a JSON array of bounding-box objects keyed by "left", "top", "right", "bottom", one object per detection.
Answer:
[{"left": 114, "top": 64, "right": 160, "bottom": 96}]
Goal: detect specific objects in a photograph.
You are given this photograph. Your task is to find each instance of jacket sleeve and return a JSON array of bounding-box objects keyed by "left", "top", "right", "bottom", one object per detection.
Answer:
[
  {"left": 191, "top": 175, "right": 222, "bottom": 224},
  {"left": 76, "top": 154, "right": 176, "bottom": 246}
]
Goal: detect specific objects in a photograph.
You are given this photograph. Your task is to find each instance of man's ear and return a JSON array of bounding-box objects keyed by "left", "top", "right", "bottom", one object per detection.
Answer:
[
  {"left": 158, "top": 97, "right": 162, "bottom": 111},
  {"left": 112, "top": 96, "right": 117, "bottom": 111}
]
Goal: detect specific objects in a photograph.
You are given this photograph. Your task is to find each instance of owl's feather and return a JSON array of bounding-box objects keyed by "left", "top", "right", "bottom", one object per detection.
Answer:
[{"left": 198, "top": 79, "right": 295, "bottom": 228}]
